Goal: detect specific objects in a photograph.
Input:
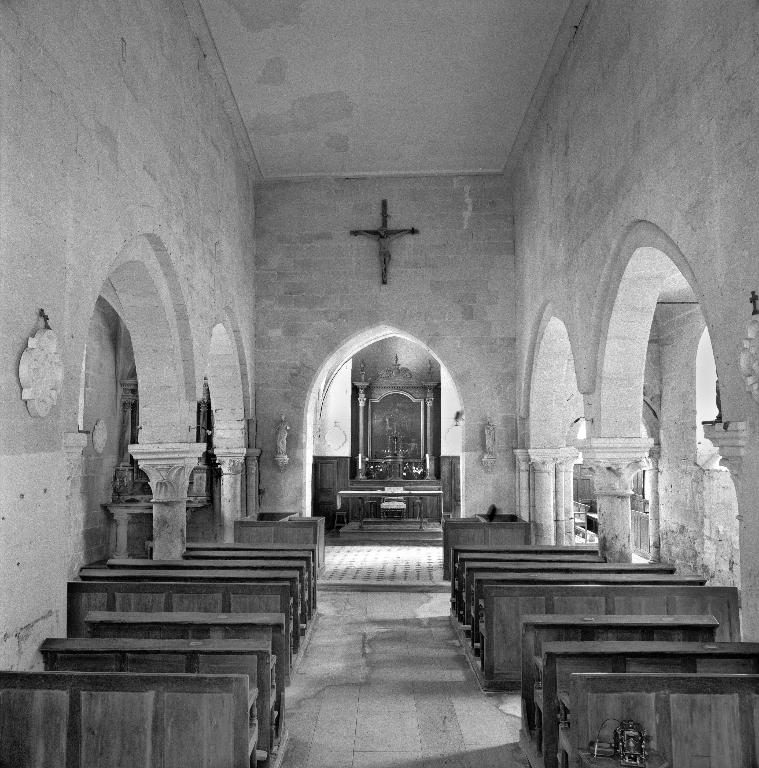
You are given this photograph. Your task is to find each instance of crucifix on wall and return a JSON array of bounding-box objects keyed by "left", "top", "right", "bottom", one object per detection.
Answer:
[{"left": 350, "top": 199, "right": 419, "bottom": 284}]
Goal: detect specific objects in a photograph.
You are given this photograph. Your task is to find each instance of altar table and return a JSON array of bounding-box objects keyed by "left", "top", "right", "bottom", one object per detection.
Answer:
[{"left": 336, "top": 489, "right": 443, "bottom": 529}]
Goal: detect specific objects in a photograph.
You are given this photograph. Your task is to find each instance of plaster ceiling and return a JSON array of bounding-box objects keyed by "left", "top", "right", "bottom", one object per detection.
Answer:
[{"left": 198, "top": 0, "right": 572, "bottom": 179}]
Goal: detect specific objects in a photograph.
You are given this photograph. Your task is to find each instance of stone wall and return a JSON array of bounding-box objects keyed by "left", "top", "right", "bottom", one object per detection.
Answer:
[
  {"left": 513, "top": 2, "right": 759, "bottom": 628},
  {"left": 254, "top": 175, "right": 515, "bottom": 516},
  {"left": 0, "top": 1, "right": 255, "bottom": 669}
]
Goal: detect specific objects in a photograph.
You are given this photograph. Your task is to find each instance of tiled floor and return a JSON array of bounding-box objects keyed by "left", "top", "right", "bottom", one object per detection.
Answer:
[
  {"left": 322, "top": 546, "right": 444, "bottom": 583},
  {"left": 285, "top": 592, "right": 528, "bottom": 768}
]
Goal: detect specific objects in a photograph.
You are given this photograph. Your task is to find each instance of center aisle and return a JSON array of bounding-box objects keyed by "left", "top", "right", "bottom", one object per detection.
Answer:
[{"left": 284, "top": 591, "right": 528, "bottom": 768}]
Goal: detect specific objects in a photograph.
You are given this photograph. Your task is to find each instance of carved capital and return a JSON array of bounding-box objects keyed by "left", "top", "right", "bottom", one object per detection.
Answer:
[
  {"left": 527, "top": 448, "right": 559, "bottom": 472},
  {"left": 579, "top": 437, "right": 653, "bottom": 496},
  {"left": 62, "top": 432, "right": 88, "bottom": 478},
  {"left": 128, "top": 443, "right": 205, "bottom": 503},
  {"left": 216, "top": 452, "right": 245, "bottom": 476},
  {"left": 702, "top": 421, "right": 748, "bottom": 484},
  {"left": 513, "top": 448, "right": 530, "bottom": 471}
]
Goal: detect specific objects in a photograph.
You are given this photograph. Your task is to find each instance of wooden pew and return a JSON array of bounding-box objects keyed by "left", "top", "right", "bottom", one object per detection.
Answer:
[
  {"left": 84, "top": 610, "right": 286, "bottom": 741},
  {"left": 458, "top": 560, "right": 677, "bottom": 626},
  {"left": 476, "top": 583, "right": 739, "bottom": 689},
  {"left": 450, "top": 551, "right": 605, "bottom": 615},
  {"left": 40, "top": 636, "right": 278, "bottom": 764},
  {"left": 78, "top": 568, "right": 305, "bottom": 641},
  {"left": 184, "top": 548, "right": 316, "bottom": 608},
  {"left": 67, "top": 579, "right": 294, "bottom": 672},
  {"left": 0, "top": 670, "right": 257, "bottom": 768},
  {"left": 568, "top": 673, "right": 759, "bottom": 768},
  {"left": 519, "top": 619, "right": 729, "bottom": 768},
  {"left": 447, "top": 542, "right": 601, "bottom": 581},
  {"left": 99, "top": 557, "right": 312, "bottom": 622},
  {"left": 234, "top": 516, "right": 326, "bottom": 569}
]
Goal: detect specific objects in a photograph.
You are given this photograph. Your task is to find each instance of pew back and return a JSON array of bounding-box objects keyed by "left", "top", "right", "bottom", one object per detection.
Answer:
[
  {"left": 442, "top": 520, "right": 535, "bottom": 578},
  {"left": 0, "top": 671, "right": 253, "bottom": 768},
  {"left": 234, "top": 516, "right": 325, "bottom": 568},
  {"left": 569, "top": 673, "right": 759, "bottom": 768},
  {"left": 478, "top": 583, "right": 739, "bottom": 688}
]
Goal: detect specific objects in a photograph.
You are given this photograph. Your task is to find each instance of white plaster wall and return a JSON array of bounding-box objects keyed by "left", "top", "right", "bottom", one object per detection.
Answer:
[
  {"left": 0, "top": 1, "right": 255, "bottom": 669},
  {"left": 314, "top": 360, "right": 352, "bottom": 456}
]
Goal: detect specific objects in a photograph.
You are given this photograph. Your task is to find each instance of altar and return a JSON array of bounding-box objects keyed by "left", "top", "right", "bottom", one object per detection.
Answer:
[{"left": 336, "top": 486, "right": 444, "bottom": 529}]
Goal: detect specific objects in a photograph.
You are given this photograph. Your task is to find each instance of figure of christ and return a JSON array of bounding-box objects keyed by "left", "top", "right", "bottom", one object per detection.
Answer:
[{"left": 350, "top": 199, "right": 419, "bottom": 285}]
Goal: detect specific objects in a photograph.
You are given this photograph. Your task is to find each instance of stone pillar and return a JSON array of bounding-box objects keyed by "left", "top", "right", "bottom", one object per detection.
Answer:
[
  {"left": 646, "top": 446, "right": 661, "bottom": 562},
  {"left": 580, "top": 438, "right": 652, "bottom": 562},
  {"left": 63, "top": 431, "right": 89, "bottom": 576},
  {"left": 129, "top": 443, "right": 205, "bottom": 560},
  {"left": 216, "top": 451, "right": 246, "bottom": 542},
  {"left": 245, "top": 447, "right": 261, "bottom": 519},
  {"left": 354, "top": 382, "right": 368, "bottom": 479},
  {"left": 513, "top": 449, "right": 530, "bottom": 522},
  {"left": 553, "top": 460, "right": 566, "bottom": 545},
  {"left": 557, "top": 448, "right": 578, "bottom": 544},
  {"left": 106, "top": 505, "right": 132, "bottom": 557},
  {"left": 424, "top": 385, "right": 435, "bottom": 478},
  {"left": 528, "top": 449, "right": 556, "bottom": 544}
]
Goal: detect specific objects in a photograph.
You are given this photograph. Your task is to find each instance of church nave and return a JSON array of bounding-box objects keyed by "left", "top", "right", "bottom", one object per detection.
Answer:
[{"left": 286, "top": 591, "right": 526, "bottom": 768}]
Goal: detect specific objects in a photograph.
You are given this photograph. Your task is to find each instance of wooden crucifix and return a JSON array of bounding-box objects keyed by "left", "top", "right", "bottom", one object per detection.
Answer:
[
  {"left": 751, "top": 290, "right": 759, "bottom": 315},
  {"left": 350, "top": 199, "right": 419, "bottom": 284}
]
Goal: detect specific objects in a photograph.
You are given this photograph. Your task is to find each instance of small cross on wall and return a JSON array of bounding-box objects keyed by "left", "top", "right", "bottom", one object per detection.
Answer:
[{"left": 750, "top": 290, "right": 759, "bottom": 316}]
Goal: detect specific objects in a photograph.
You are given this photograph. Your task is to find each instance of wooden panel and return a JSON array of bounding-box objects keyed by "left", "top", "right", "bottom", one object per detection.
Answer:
[
  {"left": 80, "top": 690, "right": 156, "bottom": 768},
  {"left": 68, "top": 592, "right": 107, "bottom": 637},
  {"left": 114, "top": 592, "right": 166, "bottom": 613},
  {"left": 0, "top": 689, "right": 68, "bottom": 768},
  {"left": 611, "top": 592, "right": 668, "bottom": 615},
  {"left": 587, "top": 692, "right": 657, "bottom": 747},
  {"left": 552, "top": 595, "right": 606, "bottom": 615},
  {"left": 670, "top": 593, "right": 739, "bottom": 641},
  {"left": 164, "top": 692, "right": 235, "bottom": 768},
  {"left": 125, "top": 653, "right": 186, "bottom": 673},
  {"left": 171, "top": 592, "right": 223, "bottom": 613},
  {"left": 54, "top": 653, "right": 120, "bottom": 672},
  {"left": 670, "top": 693, "right": 743, "bottom": 768}
]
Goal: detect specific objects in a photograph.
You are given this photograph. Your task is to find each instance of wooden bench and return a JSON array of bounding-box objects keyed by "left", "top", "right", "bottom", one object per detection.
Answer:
[
  {"left": 450, "top": 550, "right": 605, "bottom": 615},
  {"left": 40, "top": 636, "right": 279, "bottom": 764},
  {"left": 458, "top": 560, "right": 677, "bottom": 626},
  {"left": 234, "top": 516, "right": 326, "bottom": 569},
  {"left": 84, "top": 610, "right": 286, "bottom": 740},
  {"left": 476, "top": 583, "right": 739, "bottom": 689},
  {"left": 0, "top": 670, "right": 257, "bottom": 768},
  {"left": 100, "top": 557, "right": 313, "bottom": 622},
  {"left": 520, "top": 621, "right": 733, "bottom": 768},
  {"left": 567, "top": 672, "right": 759, "bottom": 768},
  {"left": 442, "top": 520, "right": 536, "bottom": 578},
  {"left": 78, "top": 568, "right": 305, "bottom": 641},
  {"left": 449, "top": 545, "right": 604, "bottom": 585},
  {"left": 469, "top": 570, "right": 704, "bottom": 652},
  {"left": 67, "top": 579, "right": 294, "bottom": 672},
  {"left": 184, "top": 548, "right": 316, "bottom": 608}
]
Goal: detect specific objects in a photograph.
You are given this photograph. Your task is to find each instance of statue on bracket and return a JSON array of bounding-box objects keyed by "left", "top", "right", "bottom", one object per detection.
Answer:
[
  {"left": 19, "top": 309, "right": 63, "bottom": 418},
  {"left": 482, "top": 419, "right": 496, "bottom": 472},
  {"left": 274, "top": 414, "right": 290, "bottom": 472}
]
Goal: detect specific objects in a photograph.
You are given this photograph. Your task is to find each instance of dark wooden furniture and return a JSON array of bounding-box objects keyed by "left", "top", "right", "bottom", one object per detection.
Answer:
[
  {"left": 522, "top": 626, "right": 747, "bottom": 768},
  {"left": 234, "top": 516, "right": 326, "bottom": 569},
  {"left": 77, "top": 568, "right": 304, "bottom": 644},
  {"left": 101, "top": 557, "right": 313, "bottom": 618},
  {"left": 84, "top": 610, "right": 286, "bottom": 740},
  {"left": 336, "top": 488, "right": 443, "bottom": 528},
  {"left": 184, "top": 548, "right": 316, "bottom": 607},
  {"left": 312, "top": 456, "right": 350, "bottom": 529},
  {"left": 442, "top": 521, "right": 541, "bottom": 579},
  {"left": 460, "top": 561, "right": 678, "bottom": 629},
  {"left": 67, "top": 579, "right": 294, "bottom": 671},
  {"left": 40, "top": 636, "right": 280, "bottom": 764},
  {"left": 568, "top": 673, "right": 759, "bottom": 768},
  {"left": 476, "top": 583, "right": 739, "bottom": 689},
  {"left": 0, "top": 671, "right": 256, "bottom": 768}
]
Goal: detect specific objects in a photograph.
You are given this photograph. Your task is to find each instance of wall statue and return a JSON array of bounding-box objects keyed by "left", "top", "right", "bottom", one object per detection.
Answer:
[
  {"left": 19, "top": 309, "right": 63, "bottom": 418},
  {"left": 274, "top": 414, "right": 290, "bottom": 471}
]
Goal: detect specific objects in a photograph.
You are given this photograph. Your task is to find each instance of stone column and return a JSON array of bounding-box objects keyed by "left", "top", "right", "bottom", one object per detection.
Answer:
[
  {"left": 553, "top": 459, "right": 566, "bottom": 545},
  {"left": 580, "top": 438, "right": 652, "bottom": 562},
  {"left": 646, "top": 446, "right": 661, "bottom": 562},
  {"left": 245, "top": 447, "right": 261, "bottom": 519},
  {"left": 129, "top": 443, "right": 205, "bottom": 559},
  {"left": 106, "top": 505, "right": 132, "bottom": 557},
  {"left": 557, "top": 448, "right": 579, "bottom": 544},
  {"left": 528, "top": 449, "right": 557, "bottom": 544},
  {"left": 424, "top": 385, "right": 435, "bottom": 478},
  {"left": 216, "top": 451, "right": 246, "bottom": 542},
  {"left": 354, "top": 382, "right": 368, "bottom": 479},
  {"left": 63, "top": 431, "right": 89, "bottom": 576},
  {"left": 513, "top": 449, "right": 530, "bottom": 522}
]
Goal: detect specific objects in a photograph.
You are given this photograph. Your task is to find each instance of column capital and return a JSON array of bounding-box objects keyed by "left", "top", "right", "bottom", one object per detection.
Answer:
[
  {"left": 513, "top": 448, "right": 530, "bottom": 465},
  {"left": 579, "top": 437, "right": 653, "bottom": 495},
  {"left": 702, "top": 421, "right": 748, "bottom": 483},
  {"left": 216, "top": 450, "right": 246, "bottom": 475},
  {"left": 245, "top": 447, "right": 262, "bottom": 459},
  {"left": 527, "top": 447, "right": 560, "bottom": 471},
  {"left": 554, "top": 447, "right": 579, "bottom": 468},
  {"left": 129, "top": 442, "right": 205, "bottom": 502}
]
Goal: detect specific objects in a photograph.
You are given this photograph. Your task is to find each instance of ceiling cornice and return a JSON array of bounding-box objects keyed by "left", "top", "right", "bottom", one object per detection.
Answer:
[
  {"left": 179, "top": 0, "right": 262, "bottom": 181},
  {"left": 502, "top": 0, "right": 592, "bottom": 182}
]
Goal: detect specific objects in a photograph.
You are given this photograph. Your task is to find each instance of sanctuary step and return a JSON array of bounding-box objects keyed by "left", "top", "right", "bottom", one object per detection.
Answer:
[{"left": 337, "top": 520, "right": 443, "bottom": 544}]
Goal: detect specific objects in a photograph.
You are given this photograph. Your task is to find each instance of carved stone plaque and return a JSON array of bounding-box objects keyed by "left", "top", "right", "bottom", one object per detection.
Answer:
[{"left": 19, "top": 327, "right": 64, "bottom": 418}]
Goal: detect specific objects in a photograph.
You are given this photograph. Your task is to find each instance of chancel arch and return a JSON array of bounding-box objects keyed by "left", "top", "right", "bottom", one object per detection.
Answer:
[{"left": 304, "top": 326, "right": 464, "bottom": 529}]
